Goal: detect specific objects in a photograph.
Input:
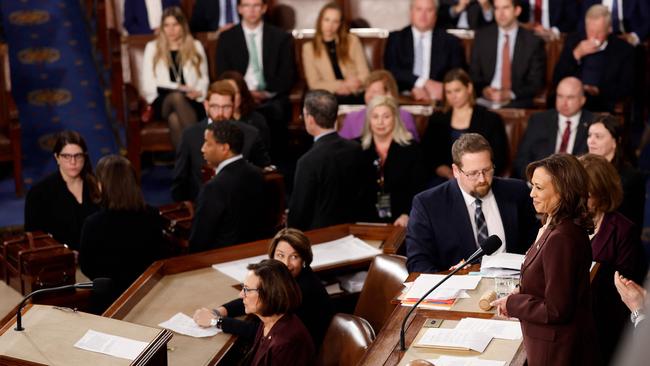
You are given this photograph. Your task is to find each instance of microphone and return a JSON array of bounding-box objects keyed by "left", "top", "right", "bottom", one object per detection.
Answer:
[
  {"left": 14, "top": 278, "right": 112, "bottom": 331},
  {"left": 399, "top": 235, "right": 502, "bottom": 350}
]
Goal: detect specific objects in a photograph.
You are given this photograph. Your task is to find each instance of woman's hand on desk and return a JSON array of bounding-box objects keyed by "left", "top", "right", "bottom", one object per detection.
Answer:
[
  {"left": 491, "top": 295, "right": 511, "bottom": 318},
  {"left": 393, "top": 214, "right": 409, "bottom": 227},
  {"left": 193, "top": 307, "right": 216, "bottom": 328}
]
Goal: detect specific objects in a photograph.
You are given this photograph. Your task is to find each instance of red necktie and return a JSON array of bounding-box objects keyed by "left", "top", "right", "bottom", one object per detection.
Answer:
[
  {"left": 501, "top": 34, "right": 511, "bottom": 91},
  {"left": 559, "top": 120, "right": 572, "bottom": 153},
  {"left": 534, "top": 0, "right": 542, "bottom": 24}
]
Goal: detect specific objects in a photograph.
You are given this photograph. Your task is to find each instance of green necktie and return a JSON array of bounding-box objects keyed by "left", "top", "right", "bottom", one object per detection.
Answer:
[{"left": 247, "top": 33, "right": 266, "bottom": 90}]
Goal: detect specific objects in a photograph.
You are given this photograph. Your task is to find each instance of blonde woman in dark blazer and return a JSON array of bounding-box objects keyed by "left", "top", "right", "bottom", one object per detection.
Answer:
[{"left": 301, "top": 2, "right": 369, "bottom": 103}]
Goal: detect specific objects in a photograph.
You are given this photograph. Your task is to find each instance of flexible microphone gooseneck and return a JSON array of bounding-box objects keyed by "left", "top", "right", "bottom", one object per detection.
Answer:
[
  {"left": 399, "top": 235, "right": 502, "bottom": 350},
  {"left": 14, "top": 277, "right": 112, "bottom": 331}
]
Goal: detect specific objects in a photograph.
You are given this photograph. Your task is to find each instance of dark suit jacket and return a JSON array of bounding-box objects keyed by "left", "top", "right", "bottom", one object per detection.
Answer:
[
  {"left": 189, "top": 158, "right": 265, "bottom": 252},
  {"left": 580, "top": 0, "right": 650, "bottom": 41},
  {"left": 171, "top": 118, "right": 271, "bottom": 202},
  {"left": 617, "top": 161, "right": 646, "bottom": 228},
  {"left": 513, "top": 109, "right": 592, "bottom": 179},
  {"left": 470, "top": 24, "right": 546, "bottom": 106},
  {"left": 438, "top": 1, "right": 494, "bottom": 30},
  {"left": 552, "top": 32, "right": 634, "bottom": 112},
  {"left": 288, "top": 133, "right": 369, "bottom": 231},
  {"left": 405, "top": 178, "right": 538, "bottom": 273},
  {"left": 123, "top": 0, "right": 180, "bottom": 35},
  {"left": 591, "top": 211, "right": 646, "bottom": 362},
  {"left": 517, "top": 0, "right": 580, "bottom": 33},
  {"left": 422, "top": 105, "right": 509, "bottom": 176},
  {"left": 383, "top": 26, "right": 465, "bottom": 91},
  {"left": 506, "top": 219, "right": 597, "bottom": 366},
  {"left": 216, "top": 23, "right": 295, "bottom": 95},
  {"left": 360, "top": 141, "right": 426, "bottom": 222},
  {"left": 189, "top": 0, "right": 238, "bottom": 32}
]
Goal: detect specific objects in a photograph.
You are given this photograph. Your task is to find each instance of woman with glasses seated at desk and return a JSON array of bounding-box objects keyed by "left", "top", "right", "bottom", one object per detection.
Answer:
[
  {"left": 24, "top": 130, "right": 99, "bottom": 251},
  {"left": 194, "top": 228, "right": 333, "bottom": 349}
]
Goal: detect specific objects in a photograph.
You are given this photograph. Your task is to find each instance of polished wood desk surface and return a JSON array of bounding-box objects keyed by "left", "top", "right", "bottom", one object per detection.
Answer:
[
  {"left": 359, "top": 265, "right": 526, "bottom": 366},
  {"left": 103, "top": 224, "right": 406, "bottom": 366}
]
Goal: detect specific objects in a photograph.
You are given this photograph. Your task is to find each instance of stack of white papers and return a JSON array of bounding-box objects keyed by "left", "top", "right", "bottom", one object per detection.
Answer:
[
  {"left": 74, "top": 329, "right": 149, "bottom": 360},
  {"left": 212, "top": 235, "right": 381, "bottom": 283},
  {"left": 481, "top": 253, "right": 525, "bottom": 271},
  {"left": 455, "top": 318, "right": 522, "bottom": 340},
  {"left": 415, "top": 328, "right": 492, "bottom": 353},
  {"left": 430, "top": 356, "right": 506, "bottom": 366},
  {"left": 158, "top": 313, "right": 221, "bottom": 338},
  {"left": 404, "top": 274, "right": 482, "bottom": 301}
]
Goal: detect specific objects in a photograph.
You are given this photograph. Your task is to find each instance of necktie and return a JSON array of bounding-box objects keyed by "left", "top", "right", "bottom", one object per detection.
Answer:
[
  {"left": 474, "top": 199, "right": 489, "bottom": 247},
  {"left": 534, "top": 0, "right": 542, "bottom": 24},
  {"left": 501, "top": 34, "right": 511, "bottom": 91},
  {"left": 247, "top": 33, "right": 266, "bottom": 90},
  {"left": 611, "top": 0, "right": 621, "bottom": 34},
  {"left": 558, "top": 120, "right": 572, "bottom": 153},
  {"left": 225, "top": 0, "right": 234, "bottom": 24},
  {"left": 413, "top": 35, "right": 424, "bottom": 77}
]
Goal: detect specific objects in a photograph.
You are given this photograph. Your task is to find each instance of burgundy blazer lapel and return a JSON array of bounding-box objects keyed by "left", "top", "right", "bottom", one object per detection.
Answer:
[
  {"left": 590, "top": 213, "right": 615, "bottom": 261},
  {"left": 521, "top": 226, "right": 552, "bottom": 271}
]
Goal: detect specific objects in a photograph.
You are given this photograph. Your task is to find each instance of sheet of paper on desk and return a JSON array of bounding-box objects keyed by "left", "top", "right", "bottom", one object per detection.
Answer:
[
  {"left": 415, "top": 328, "right": 492, "bottom": 353},
  {"left": 455, "top": 318, "right": 522, "bottom": 340},
  {"left": 406, "top": 274, "right": 482, "bottom": 298},
  {"left": 158, "top": 312, "right": 221, "bottom": 338},
  {"left": 310, "top": 235, "right": 381, "bottom": 268},
  {"left": 481, "top": 253, "right": 525, "bottom": 270},
  {"left": 74, "top": 329, "right": 149, "bottom": 360},
  {"left": 212, "top": 254, "right": 267, "bottom": 282},
  {"left": 429, "top": 356, "right": 506, "bottom": 366}
]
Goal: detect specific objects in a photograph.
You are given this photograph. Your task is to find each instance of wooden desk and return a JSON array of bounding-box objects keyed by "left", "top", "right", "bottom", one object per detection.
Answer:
[
  {"left": 359, "top": 267, "right": 526, "bottom": 366},
  {"left": 103, "top": 224, "right": 405, "bottom": 365}
]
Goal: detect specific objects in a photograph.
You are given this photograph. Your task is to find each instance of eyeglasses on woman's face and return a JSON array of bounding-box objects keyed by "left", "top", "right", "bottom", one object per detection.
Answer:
[{"left": 241, "top": 286, "right": 259, "bottom": 297}]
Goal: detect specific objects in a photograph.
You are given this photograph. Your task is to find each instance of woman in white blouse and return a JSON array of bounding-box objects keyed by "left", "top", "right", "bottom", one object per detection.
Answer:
[{"left": 141, "top": 6, "right": 209, "bottom": 148}]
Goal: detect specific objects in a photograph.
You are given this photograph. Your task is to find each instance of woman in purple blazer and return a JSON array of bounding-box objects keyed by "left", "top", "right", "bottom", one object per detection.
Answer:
[
  {"left": 492, "top": 154, "right": 598, "bottom": 366},
  {"left": 579, "top": 153, "right": 646, "bottom": 363}
]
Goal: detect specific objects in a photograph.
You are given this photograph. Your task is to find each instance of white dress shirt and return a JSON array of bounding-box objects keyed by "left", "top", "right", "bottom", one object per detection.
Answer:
[
  {"left": 459, "top": 186, "right": 507, "bottom": 253},
  {"left": 219, "top": 0, "right": 240, "bottom": 27},
  {"left": 411, "top": 27, "right": 432, "bottom": 88},
  {"left": 145, "top": 0, "right": 162, "bottom": 30},
  {"left": 554, "top": 111, "right": 582, "bottom": 154},
  {"left": 528, "top": 0, "right": 560, "bottom": 34},
  {"left": 313, "top": 130, "right": 336, "bottom": 142},
  {"left": 489, "top": 26, "right": 518, "bottom": 91},
  {"left": 243, "top": 22, "right": 264, "bottom": 91},
  {"left": 214, "top": 154, "right": 243, "bottom": 175}
]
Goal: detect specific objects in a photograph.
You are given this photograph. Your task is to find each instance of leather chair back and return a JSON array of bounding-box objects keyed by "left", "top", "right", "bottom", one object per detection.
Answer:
[
  {"left": 317, "top": 313, "right": 376, "bottom": 366},
  {"left": 0, "top": 42, "right": 23, "bottom": 195},
  {"left": 354, "top": 254, "right": 408, "bottom": 334},
  {"left": 271, "top": 0, "right": 332, "bottom": 29}
]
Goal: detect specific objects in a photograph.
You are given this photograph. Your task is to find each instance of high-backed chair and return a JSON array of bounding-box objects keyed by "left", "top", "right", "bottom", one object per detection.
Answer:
[
  {"left": 0, "top": 43, "right": 23, "bottom": 196},
  {"left": 317, "top": 313, "right": 376, "bottom": 366},
  {"left": 353, "top": 254, "right": 408, "bottom": 335},
  {"left": 269, "top": 0, "right": 334, "bottom": 29},
  {"left": 493, "top": 108, "right": 538, "bottom": 176},
  {"left": 123, "top": 34, "right": 173, "bottom": 177},
  {"left": 346, "top": 0, "right": 411, "bottom": 31}
]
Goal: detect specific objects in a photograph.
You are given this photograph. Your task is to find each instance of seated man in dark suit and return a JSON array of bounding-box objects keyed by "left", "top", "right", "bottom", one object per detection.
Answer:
[
  {"left": 553, "top": 4, "right": 634, "bottom": 112},
  {"left": 406, "top": 133, "right": 538, "bottom": 273},
  {"left": 513, "top": 77, "right": 593, "bottom": 178},
  {"left": 384, "top": 0, "right": 465, "bottom": 102},
  {"left": 190, "top": 0, "right": 239, "bottom": 33},
  {"left": 438, "top": 0, "right": 494, "bottom": 30},
  {"left": 288, "top": 90, "right": 371, "bottom": 231},
  {"left": 215, "top": 0, "right": 294, "bottom": 158},
  {"left": 470, "top": 0, "right": 546, "bottom": 108},
  {"left": 189, "top": 121, "right": 265, "bottom": 253},
  {"left": 172, "top": 80, "right": 271, "bottom": 202},
  {"left": 580, "top": 0, "right": 649, "bottom": 46}
]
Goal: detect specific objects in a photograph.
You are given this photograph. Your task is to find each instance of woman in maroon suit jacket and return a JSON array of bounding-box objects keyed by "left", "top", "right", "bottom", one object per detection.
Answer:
[
  {"left": 492, "top": 154, "right": 598, "bottom": 366},
  {"left": 579, "top": 154, "right": 646, "bottom": 363}
]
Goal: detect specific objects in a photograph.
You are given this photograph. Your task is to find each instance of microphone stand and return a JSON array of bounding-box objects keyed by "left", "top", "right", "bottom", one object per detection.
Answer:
[
  {"left": 399, "top": 254, "right": 482, "bottom": 351},
  {"left": 15, "top": 281, "right": 92, "bottom": 331}
]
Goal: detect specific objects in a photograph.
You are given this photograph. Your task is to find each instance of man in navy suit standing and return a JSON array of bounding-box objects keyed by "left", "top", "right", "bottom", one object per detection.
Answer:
[
  {"left": 406, "top": 133, "right": 538, "bottom": 273},
  {"left": 384, "top": 0, "right": 465, "bottom": 102}
]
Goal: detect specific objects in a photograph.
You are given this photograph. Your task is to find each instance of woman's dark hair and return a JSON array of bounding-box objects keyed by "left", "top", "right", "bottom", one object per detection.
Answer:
[
  {"left": 246, "top": 259, "right": 301, "bottom": 317},
  {"left": 442, "top": 68, "right": 475, "bottom": 112},
  {"left": 267, "top": 228, "right": 313, "bottom": 266},
  {"left": 217, "top": 71, "right": 256, "bottom": 118},
  {"left": 588, "top": 113, "right": 625, "bottom": 170},
  {"left": 53, "top": 130, "right": 99, "bottom": 199},
  {"left": 526, "top": 154, "right": 594, "bottom": 233},
  {"left": 95, "top": 155, "right": 146, "bottom": 211},
  {"left": 578, "top": 154, "right": 623, "bottom": 214}
]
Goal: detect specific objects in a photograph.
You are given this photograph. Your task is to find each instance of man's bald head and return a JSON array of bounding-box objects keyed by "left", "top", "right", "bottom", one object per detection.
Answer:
[{"left": 555, "top": 77, "right": 586, "bottom": 117}]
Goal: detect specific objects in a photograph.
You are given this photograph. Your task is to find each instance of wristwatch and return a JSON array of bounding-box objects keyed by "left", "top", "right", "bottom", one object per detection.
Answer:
[
  {"left": 210, "top": 316, "right": 223, "bottom": 329},
  {"left": 630, "top": 309, "right": 644, "bottom": 325}
]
